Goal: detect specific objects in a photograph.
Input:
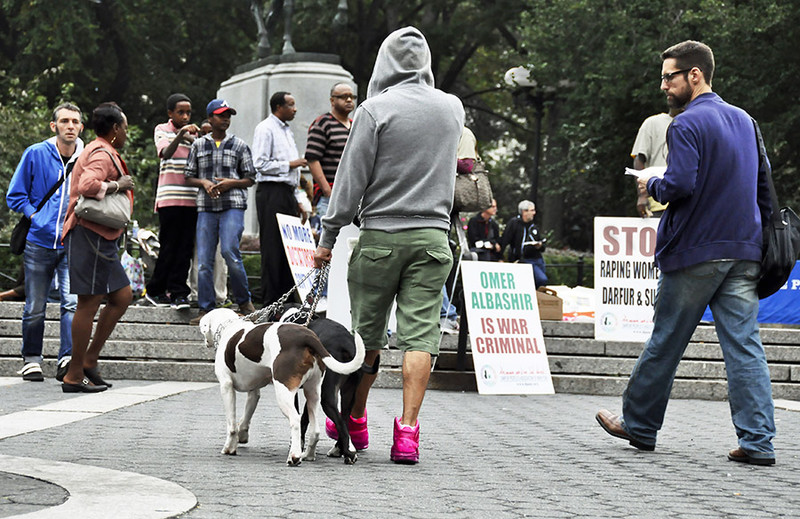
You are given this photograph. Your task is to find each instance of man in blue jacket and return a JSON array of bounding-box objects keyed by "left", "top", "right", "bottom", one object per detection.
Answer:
[
  {"left": 596, "top": 41, "right": 776, "bottom": 465},
  {"left": 6, "top": 103, "right": 84, "bottom": 382}
]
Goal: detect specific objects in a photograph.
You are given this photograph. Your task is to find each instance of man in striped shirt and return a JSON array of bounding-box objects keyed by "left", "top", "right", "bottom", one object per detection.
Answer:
[
  {"left": 305, "top": 82, "right": 355, "bottom": 217},
  {"left": 147, "top": 94, "right": 199, "bottom": 309}
]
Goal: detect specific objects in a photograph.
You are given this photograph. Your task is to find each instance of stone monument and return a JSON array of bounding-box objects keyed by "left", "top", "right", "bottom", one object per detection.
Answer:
[{"left": 217, "top": 2, "right": 354, "bottom": 235}]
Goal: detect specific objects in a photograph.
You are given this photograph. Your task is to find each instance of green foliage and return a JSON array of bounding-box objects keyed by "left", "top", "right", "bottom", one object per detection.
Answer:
[
  {"left": 543, "top": 250, "right": 594, "bottom": 288},
  {"left": 480, "top": 0, "right": 800, "bottom": 249},
  {"left": 123, "top": 124, "right": 159, "bottom": 229}
]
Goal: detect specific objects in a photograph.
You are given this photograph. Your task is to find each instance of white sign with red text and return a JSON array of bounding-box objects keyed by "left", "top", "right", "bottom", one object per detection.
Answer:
[
  {"left": 461, "top": 262, "right": 554, "bottom": 395},
  {"left": 277, "top": 213, "right": 316, "bottom": 301},
  {"left": 594, "top": 217, "right": 660, "bottom": 342}
]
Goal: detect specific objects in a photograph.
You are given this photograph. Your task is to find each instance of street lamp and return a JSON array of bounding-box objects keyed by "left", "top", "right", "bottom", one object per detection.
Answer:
[{"left": 505, "top": 66, "right": 544, "bottom": 204}]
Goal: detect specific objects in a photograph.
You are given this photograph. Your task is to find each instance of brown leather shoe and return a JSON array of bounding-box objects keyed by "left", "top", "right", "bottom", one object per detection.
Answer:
[
  {"left": 238, "top": 301, "right": 256, "bottom": 315},
  {"left": 727, "top": 447, "right": 775, "bottom": 466},
  {"left": 595, "top": 409, "right": 655, "bottom": 451},
  {"left": 189, "top": 310, "right": 208, "bottom": 326}
]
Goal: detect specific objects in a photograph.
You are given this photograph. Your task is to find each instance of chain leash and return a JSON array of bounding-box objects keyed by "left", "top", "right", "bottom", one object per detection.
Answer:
[
  {"left": 280, "top": 263, "right": 330, "bottom": 327},
  {"left": 242, "top": 264, "right": 329, "bottom": 326}
]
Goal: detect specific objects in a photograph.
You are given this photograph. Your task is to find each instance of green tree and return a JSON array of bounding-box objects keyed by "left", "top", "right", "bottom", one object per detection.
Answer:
[{"left": 1, "top": 0, "right": 797, "bottom": 256}]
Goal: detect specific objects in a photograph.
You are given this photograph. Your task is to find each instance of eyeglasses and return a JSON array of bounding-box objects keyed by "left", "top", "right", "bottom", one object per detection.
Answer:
[
  {"left": 332, "top": 94, "right": 357, "bottom": 101},
  {"left": 660, "top": 68, "right": 692, "bottom": 83}
]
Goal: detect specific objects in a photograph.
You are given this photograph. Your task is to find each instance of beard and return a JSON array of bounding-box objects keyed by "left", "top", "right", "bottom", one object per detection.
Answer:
[{"left": 666, "top": 86, "right": 692, "bottom": 109}]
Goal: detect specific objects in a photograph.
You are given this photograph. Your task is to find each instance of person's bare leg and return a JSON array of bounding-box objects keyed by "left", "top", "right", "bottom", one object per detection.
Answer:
[
  {"left": 63, "top": 294, "right": 103, "bottom": 385},
  {"left": 350, "top": 350, "right": 380, "bottom": 418},
  {"left": 400, "top": 350, "right": 431, "bottom": 426},
  {"left": 84, "top": 285, "right": 132, "bottom": 368}
]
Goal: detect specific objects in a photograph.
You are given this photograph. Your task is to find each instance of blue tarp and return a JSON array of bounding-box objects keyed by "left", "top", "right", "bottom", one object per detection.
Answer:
[{"left": 702, "top": 261, "right": 800, "bottom": 325}]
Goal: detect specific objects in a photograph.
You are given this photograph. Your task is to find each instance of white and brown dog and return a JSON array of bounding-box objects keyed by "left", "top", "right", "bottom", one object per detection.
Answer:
[{"left": 199, "top": 308, "right": 365, "bottom": 466}]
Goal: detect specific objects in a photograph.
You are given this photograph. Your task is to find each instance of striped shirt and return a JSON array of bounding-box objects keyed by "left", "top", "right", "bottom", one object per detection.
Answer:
[
  {"left": 252, "top": 114, "right": 301, "bottom": 186},
  {"left": 305, "top": 112, "right": 351, "bottom": 189},
  {"left": 184, "top": 134, "right": 256, "bottom": 212},
  {"left": 153, "top": 120, "right": 198, "bottom": 210}
]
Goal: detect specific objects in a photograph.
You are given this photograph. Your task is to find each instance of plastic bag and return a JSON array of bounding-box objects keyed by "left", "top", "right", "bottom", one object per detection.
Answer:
[{"left": 121, "top": 250, "right": 145, "bottom": 297}]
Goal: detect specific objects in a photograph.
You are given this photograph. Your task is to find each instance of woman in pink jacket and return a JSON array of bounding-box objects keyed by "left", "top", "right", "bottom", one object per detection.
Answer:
[{"left": 60, "top": 102, "right": 135, "bottom": 393}]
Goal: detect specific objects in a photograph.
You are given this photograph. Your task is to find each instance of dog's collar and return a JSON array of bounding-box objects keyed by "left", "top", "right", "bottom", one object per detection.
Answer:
[{"left": 211, "top": 317, "right": 246, "bottom": 348}]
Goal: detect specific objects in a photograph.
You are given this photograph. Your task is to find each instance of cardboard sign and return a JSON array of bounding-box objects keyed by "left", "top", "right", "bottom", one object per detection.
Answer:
[
  {"left": 276, "top": 213, "right": 317, "bottom": 301},
  {"left": 593, "top": 217, "right": 659, "bottom": 341},
  {"left": 461, "top": 262, "right": 554, "bottom": 395}
]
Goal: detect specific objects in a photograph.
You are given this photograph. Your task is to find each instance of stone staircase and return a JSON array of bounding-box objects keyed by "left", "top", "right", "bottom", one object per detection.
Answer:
[{"left": 1, "top": 302, "right": 799, "bottom": 401}]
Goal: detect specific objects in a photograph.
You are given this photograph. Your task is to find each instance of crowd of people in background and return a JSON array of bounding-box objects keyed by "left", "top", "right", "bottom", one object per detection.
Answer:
[{"left": 4, "top": 88, "right": 557, "bottom": 387}]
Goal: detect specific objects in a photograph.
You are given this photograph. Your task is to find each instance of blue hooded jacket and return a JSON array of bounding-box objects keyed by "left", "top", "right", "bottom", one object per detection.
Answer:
[{"left": 7, "top": 136, "right": 84, "bottom": 249}]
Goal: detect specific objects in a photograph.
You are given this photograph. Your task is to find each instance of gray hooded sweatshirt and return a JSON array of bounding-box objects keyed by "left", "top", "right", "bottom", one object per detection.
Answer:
[{"left": 319, "top": 26, "right": 465, "bottom": 250}]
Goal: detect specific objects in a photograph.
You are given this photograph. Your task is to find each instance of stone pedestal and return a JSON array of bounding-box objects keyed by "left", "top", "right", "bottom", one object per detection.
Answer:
[{"left": 217, "top": 53, "right": 354, "bottom": 236}]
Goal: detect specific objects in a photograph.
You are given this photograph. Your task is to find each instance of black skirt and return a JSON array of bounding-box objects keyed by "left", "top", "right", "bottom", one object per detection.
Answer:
[{"left": 65, "top": 225, "right": 130, "bottom": 295}]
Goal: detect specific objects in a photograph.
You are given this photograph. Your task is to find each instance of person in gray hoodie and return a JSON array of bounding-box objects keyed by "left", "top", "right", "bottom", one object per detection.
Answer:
[{"left": 314, "top": 26, "right": 464, "bottom": 464}]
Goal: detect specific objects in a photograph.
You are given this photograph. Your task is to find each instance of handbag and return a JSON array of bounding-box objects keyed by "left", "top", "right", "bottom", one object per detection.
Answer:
[
  {"left": 753, "top": 120, "right": 800, "bottom": 299},
  {"left": 74, "top": 148, "right": 131, "bottom": 229},
  {"left": 9, "top": 161, "right": 74, "bottom": 255},
  {"left": 75, "top": 191, "right": 132, "bottom": 229},
  {"left": 9, "top": 217, "right": 31, "bottom": 255},
  {"left": 453, "top": 160, "right": 493, "bottom": 213}
]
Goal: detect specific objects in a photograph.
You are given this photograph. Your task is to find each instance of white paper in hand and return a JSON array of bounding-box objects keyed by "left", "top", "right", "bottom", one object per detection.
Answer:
[{"left": 625, "top": 166, "right": 667, "bottom": 180}]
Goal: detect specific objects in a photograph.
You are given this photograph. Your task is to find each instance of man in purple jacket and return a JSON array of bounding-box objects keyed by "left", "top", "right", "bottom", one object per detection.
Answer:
[{"left": 596, "top": 41, "right": 775, "bottom": 465}]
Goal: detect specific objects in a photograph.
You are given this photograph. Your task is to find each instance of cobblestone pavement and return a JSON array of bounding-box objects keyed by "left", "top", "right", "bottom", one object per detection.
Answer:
[{"left": 1, "top": 378, "right": 798, "bottom": 518}]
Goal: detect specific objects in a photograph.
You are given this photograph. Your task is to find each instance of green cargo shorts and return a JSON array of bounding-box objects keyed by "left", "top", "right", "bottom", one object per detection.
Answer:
[{"left": 348, "top": 228, "right": 453, "bottom": 354}]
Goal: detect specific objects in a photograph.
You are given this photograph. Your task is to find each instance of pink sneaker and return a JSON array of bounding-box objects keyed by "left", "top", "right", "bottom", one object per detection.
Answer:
[
  {"left": 325, "top": 417, "right": 339, "bottom": 440},
  {"left": 325, "top": 411, "right": 369, "bottom": 451},
  {"left": 390, "top": 417, "right": 420, "bottom": 464},
  {"left": 348, "top": 413, "right": 369, "bottom": 450}
]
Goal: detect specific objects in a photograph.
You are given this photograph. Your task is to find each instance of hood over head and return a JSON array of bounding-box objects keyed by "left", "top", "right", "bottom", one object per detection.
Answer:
[{"left": 367, "top": 26, "right": 434, "bottom": 99}]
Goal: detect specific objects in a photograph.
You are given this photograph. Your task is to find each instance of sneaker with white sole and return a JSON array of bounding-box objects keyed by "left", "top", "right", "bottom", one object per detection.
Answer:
[
  {"left": 18, "top": 362, "right": 44, "bottom": 382},
  {"left": 170, "top": 296, "right": 190, "bottom": 310},
  {"left": 145, "top": 293, "right": 170, "bottom": 307},
  {"left": 440, "top": 317, "right": 459, "bottom": 335},
  {"left": 390, "top": 417, "right": 420, "bottom": 464}
]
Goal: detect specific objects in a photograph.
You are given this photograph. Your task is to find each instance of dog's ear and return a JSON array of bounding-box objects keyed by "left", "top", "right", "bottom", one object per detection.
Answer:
[{"left": 199, "top": 315, "right": 215, "bottom": 348}]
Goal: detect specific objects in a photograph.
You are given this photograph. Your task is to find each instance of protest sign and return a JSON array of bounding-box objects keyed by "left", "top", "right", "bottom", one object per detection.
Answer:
[
  {"left": 461, "top": 261, "right": 554, "bottom": 395},
  {"left": 594, "top": 217, "right": 659, "bottom": 341}
]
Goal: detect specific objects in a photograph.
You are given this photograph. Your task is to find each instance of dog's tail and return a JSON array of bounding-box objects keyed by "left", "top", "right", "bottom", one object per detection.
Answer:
[{"left": 320, "top": 331, "right": 366, "bottom": 375}]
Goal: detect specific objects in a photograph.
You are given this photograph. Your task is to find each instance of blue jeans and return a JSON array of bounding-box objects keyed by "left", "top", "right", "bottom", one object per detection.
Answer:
[
  {"left": 196, "top": 210, "right": 251, "bottom": 313},
  {"left": 522, "top": 257, "right": 548, "bottom": 288},
  {"left": 622, "top": 260, "right": 775, "bottom": 458},
  {"left": 22, "top": 241, "right": 77, "bottom": 363},
  {"left": 440, "top": 286, "right": 458, "bottom": 320},
  {"left": 316, "top": 196, "right": 330, "bottom": 218}
]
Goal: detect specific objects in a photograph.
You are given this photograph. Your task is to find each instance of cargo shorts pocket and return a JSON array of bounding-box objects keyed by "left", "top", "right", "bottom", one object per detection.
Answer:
[
  {"left": 349, "top": 246, "right": 394, "bottom": 288},
  {"left": 360, "top": 247, "right": 393, "bottom": 261},
  {"left": 425, "top": 248, "right": 453, "bottom": 265}
]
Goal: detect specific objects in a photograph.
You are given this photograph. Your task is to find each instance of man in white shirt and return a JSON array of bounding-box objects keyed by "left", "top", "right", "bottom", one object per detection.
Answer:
[
  {"left": 251, "top": 91, "right": 308, "bottom": 304},
  {"left": 631, "top": 108, "right": 680, "bottom": 217}
]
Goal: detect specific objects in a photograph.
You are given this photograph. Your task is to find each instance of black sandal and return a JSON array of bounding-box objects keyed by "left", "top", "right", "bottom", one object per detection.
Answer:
[
  {"left": 62, "top": 377, "right": 107, "bottom": 393},
  {"left": 84, "top": 366, "right": 113, "bottom": 388}
]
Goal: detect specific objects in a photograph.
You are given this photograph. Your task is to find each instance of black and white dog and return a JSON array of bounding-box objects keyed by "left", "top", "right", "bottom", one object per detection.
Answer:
[
  {"left": 280, "top": 306, "right": 379, "bottom": 464},
  {"left": 199, "top": 308, "right": 365, "bottom": 466}
]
